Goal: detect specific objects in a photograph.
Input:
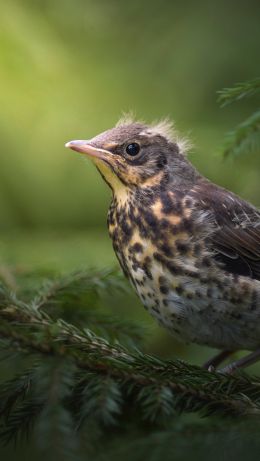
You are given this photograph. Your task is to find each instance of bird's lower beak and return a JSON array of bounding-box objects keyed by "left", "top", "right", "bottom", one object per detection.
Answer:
[
  {"left": 65, "top": 140, "right": 111, "bottom": 161},
  {"left": 65, "top": 139, "right": 125, "bottom": 190}
]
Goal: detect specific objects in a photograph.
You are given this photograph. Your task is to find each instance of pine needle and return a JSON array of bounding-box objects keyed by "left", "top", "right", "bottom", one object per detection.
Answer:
[{"left": 218, "top": 78, "right": 260, "bottom": 107}]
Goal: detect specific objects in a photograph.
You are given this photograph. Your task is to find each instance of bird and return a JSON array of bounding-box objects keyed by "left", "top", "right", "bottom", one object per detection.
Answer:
[{"left": 66, "top": 116, "right": 260, "bottom": 373}]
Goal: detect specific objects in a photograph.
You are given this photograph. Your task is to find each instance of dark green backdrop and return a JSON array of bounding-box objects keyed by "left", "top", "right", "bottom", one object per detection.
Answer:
[
  {"left": 1, "top": 0, "right": 260, "bottom": 232},
  {"left": 1, "top": 6, "right": 260, "bottom": 460},
  {"left": 0, "top": 0, "right": 260, "bottom": 360}
]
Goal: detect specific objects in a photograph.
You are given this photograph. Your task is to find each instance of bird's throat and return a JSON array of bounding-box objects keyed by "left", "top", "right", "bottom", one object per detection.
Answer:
[
  {"left": 95, "top": 158, "right": 131, "bottom": 208},
  {"left": 93, "top": 157, "right": 127, "bottom": 198}
]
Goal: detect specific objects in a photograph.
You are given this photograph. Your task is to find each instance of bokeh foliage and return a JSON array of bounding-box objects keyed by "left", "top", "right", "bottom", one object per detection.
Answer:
[
  {"left": 1, "top": 269, "right": 260, "bottom": 461},
  {"left": 0, "top": 0, "right": 260, "bottom": 230},
  {"left": 0, "top": 2, "right": 260, "bottom": 458}
]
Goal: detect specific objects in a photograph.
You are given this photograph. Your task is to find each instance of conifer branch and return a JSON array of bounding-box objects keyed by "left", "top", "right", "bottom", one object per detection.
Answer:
[
  {"left": 1, "top": 270, "right": 260, "bottom": 454},
  {"left": 218, "top": 78, "right": 260, "bottom": 158},
  {"left": 223, "top": 110, "right": 260, "bottom": 158},
  {"left": 218, "top": 78, "right": 260, "bottom": 107}
]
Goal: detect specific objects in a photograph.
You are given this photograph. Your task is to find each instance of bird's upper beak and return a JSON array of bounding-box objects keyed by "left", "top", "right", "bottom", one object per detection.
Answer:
[
  {"left": 65, "top": 140, "right": 112, "bottom": 162},
  {"left": 65, "top": 138, "right": 124, "bottom": 190}
]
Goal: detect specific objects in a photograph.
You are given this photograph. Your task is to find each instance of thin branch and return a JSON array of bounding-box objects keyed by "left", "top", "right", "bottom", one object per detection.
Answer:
[
  {"left": 218, "top": 78, "right": 260, "bottom": 107},
  {"left": 223, "top": 110, "right": 260, "bottom": 158},
  {"left": 1, "top": 283, "right": 260, "bottom": 418}
]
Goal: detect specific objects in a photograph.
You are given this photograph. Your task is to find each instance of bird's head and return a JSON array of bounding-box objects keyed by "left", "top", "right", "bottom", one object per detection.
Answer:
[{"left": 66, "top": 117, "right": 194, "bottom": 193}]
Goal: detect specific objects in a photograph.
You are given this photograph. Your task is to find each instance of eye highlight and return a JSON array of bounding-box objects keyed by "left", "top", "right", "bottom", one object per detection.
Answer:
[{"left": 125, "top": 142, "right": 140, "bottom": 156}]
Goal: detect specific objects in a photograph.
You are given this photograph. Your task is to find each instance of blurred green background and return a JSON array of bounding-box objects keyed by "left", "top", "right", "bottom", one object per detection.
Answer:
[{"left": 0, "top": 0, "right": 260, "bottom": 362}]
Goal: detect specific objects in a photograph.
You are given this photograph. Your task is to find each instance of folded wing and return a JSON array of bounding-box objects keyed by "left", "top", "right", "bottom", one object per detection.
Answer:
[{"left": 190, "top": 180, "right": 260, "bottom": 280}]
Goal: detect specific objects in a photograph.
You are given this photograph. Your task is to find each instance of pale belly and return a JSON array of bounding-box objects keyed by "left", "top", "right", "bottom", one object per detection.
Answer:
[{"left": 121, "top": 254, "right": 260, "bottom": 351}]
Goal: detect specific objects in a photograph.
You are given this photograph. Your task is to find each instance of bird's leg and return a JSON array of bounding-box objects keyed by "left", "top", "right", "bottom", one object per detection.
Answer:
[
  {"left": 218, "top": 349, "right": 260, "bottom": 374},
  {"left": 203, "top": 350, "right": 233, "bottom": 371}
]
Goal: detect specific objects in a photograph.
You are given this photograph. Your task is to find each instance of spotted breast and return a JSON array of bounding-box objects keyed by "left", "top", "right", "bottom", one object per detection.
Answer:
[
  {"left": 66, "top": 117, "right": 260, "bottom": 371},
  {"left": 108, "top": 184, "right": 260, "bottom": 351}
]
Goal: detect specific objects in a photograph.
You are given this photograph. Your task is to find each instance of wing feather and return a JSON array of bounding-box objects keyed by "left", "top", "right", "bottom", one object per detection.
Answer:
[{"left": 190, "top": 180, "right": 260, "bottom": 280}]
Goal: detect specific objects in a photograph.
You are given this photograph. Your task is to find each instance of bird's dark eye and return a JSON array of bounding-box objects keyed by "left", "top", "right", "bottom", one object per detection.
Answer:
[{"left": 125, "top": 142, "right": 140, "bottom": 156}]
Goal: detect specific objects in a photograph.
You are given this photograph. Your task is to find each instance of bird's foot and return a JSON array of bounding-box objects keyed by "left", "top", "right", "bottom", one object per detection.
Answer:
[
  {"left": 207, "top": 365, "right": 216, "bottom": 372},
  {"left": 203, "top": 350, "right": 232, "bottom": 371},
  {"left": 218, "top": 348, "right": 260, "bottom": 374}
]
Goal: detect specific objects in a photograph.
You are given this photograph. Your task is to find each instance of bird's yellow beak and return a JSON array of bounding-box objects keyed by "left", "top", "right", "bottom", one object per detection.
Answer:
[{"left": 65, "top": 140, "right": 111, "bottom": 162}]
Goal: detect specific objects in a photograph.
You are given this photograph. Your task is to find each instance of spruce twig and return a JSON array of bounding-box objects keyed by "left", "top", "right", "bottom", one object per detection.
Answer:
[
  {"left": 218, "top": 78, "right": 260, "bottom": 158},
  {"left": 222, "top": 110, "right": 260, "bottom": 158},
  {"left": 1, "top": 278, "right": 260, "bottom": 432},
  {"left": 218, "top": 78, "right": 260, "bottom": 107}
]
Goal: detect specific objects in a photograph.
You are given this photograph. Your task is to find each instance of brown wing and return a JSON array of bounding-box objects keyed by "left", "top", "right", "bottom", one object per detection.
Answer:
[{"left": 189, "top": 180, "right": 260, "bottom": 280}]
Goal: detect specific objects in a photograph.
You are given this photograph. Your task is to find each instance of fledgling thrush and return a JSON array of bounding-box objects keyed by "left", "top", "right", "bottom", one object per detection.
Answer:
[{"left": 66, "top": 118, "right": 260, "bottom": 373}]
